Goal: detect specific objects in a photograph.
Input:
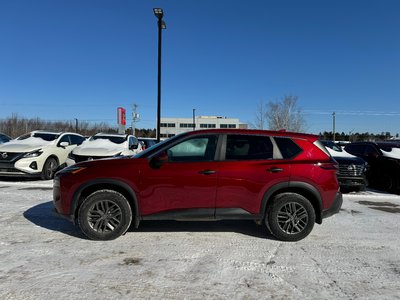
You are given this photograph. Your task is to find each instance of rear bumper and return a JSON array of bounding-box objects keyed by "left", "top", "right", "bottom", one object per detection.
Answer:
[{"left": 322, "top": 192, "right": 343, "bottom": 219}]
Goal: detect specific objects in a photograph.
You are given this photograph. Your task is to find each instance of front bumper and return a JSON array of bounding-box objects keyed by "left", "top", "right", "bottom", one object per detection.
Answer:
[
  {"left": 337, "top": 176, "right": 366, "bottom": 188},
  {"left": 322, "top": 192, "right": 343, "bottom": 219},
  {"left": 53, "top": 177, "right": 75, "bottom": 223}
]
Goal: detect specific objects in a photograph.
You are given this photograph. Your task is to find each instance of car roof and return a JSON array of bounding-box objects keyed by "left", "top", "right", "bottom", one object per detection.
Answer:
[
  {"left": 93, "top": 133, "right": 131, "bottom": 138},
  {"left": 30, "top": 130, "right": 82, "bottom": 135},
  {"left": 183, "top": 129, "right": 319, "bottom": 141}
]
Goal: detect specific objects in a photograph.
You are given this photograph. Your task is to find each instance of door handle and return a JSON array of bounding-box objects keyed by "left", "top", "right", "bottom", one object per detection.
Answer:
[
  {"left": 199, "top": 169, "right": 216, "bottom": 175},
  {"left": 267, "top": 167, "right": 284, "bottom": 173}
]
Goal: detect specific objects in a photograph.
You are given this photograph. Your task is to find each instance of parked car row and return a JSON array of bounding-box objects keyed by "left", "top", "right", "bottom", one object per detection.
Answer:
[
  {"left": 320, "top": 140, "right": 368, "bottom": 193},
  {"left": 321, "top": 140, "right": 400, "bottom": 194},
  {"left": 344, "top": 142, "right": 400, "bottom": 194},
  {"left": 0, "top": 131, "right": 155, "bottom": 180}
]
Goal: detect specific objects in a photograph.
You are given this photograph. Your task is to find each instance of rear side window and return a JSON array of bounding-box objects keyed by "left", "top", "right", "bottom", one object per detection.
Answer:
[
  {"left": 274, "top": 137, "right": 302, "bottom": 159},
  {"left": 225, "top": 135, "right": 273, "bottom": 160}
]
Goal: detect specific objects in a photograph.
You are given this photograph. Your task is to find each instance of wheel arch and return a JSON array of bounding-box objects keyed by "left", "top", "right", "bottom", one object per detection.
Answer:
[
  {"left": 261, "top": 181, "right": 323, "bottom": 224},
  {"left": 71, "top": 179, "right": 140, "bottom": 228},
  {"left": 42, "top": 154, "right": 60, "bottom": 167}
]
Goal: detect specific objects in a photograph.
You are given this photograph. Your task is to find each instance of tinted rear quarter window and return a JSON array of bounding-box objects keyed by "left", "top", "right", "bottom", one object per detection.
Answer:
[{"left": 274, "top": 137, "right": 302, "bottom": 159}]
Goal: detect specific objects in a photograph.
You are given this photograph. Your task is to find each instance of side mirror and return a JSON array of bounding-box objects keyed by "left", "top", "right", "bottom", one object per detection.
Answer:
[
  {"left": 59, "top": 141, "right": 70, "bottom": 148},
  {"left": 149, "top": 152, "right": 168, "bottom": 169},
  {"left": 130, "top": 143, "right": 138, "bottom": 150}
]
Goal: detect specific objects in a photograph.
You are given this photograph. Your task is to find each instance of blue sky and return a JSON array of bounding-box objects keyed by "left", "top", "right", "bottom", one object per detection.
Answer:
[{"left": 1, "top": 0, "right": 399, "bottom": 135}]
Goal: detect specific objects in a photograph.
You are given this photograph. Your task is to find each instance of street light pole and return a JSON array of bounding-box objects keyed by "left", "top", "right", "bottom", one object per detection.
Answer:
[
  {"left": 332, "top": 112, "right": 336, "bottom": 142},
  {"left": 153, "top": 8, "right": 166, "bottom": 143},
  {"left": 193, "top": 108, "right": 196, "bottom": 130}
]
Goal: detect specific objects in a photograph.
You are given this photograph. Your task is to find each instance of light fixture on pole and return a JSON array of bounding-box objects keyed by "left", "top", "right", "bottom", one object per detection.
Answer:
[{"left": 153, "top": 8, "right": 166, "bottom": 142}]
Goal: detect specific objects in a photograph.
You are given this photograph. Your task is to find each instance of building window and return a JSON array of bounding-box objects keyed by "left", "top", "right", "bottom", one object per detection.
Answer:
[
  {"left": 220, "top": 124, "right": 236, "bottom": 128},
  {"left": 179, "top": 123, "right": 195, "bottom": 128},
  {"left": 200, "top": 124, "right": 216, "bottom": 128},
  {"left": 160, "top": 133, "right": 175, "bottom": 138},
  {"left": 161, "top": 123, "right": 176, "bottom": 128}
]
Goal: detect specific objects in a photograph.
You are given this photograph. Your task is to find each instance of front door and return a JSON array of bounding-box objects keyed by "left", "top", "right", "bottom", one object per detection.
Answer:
[{"left": 138, "top": 134, "right": 219, "bottom": 217}]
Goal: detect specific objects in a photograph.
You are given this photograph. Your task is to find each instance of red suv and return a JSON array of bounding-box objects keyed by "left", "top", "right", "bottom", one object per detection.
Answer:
[{"left": 53, "top": 129, "right": 342, "bottom": 241}]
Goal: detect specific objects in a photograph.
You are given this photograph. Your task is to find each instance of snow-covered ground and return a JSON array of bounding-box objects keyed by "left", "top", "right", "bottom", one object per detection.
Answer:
[{"left": 1, "top": 179, "right": 399, "bottom": 299}]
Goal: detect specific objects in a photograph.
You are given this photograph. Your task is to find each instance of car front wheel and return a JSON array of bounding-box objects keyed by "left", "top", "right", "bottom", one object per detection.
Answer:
[
  {"left": 78, "top": 190, "right": 133, "bottom": 240},
  {"left": 266, "top": 193, "right": 315, "bottom": 242},
  {"left": 41, "top": 157, "right": 58, "bottom": 180}
]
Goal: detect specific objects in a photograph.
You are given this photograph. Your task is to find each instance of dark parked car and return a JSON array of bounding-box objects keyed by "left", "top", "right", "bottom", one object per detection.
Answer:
[
  {"left": 321, "top": 140, "right": 367, "bottom": 192},
  {"left": 53, "top": 129, "right": 342, "bottom": 242},
  {"left": 344, "top": 142, "right": 400, "bottom": 193}
]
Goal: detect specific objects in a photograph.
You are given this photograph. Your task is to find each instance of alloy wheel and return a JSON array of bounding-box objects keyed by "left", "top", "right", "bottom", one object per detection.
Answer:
[
  {"left": 277, "top": 202, "right": 309, "bottom": 234},
  {"left": 87, "top": 200, "right": 122, "bottom": 233}
]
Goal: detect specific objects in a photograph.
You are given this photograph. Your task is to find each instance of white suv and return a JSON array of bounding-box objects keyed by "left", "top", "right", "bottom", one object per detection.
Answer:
[
  {"left": 0, "top": 131, "right": 85, "bottom": 179},
  {"left": 66, "top": 133, "right": 142, "bottom": 166}
]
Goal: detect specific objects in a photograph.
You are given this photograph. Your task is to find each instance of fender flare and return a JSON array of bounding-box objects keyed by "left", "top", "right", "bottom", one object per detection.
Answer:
[
  {"left": 71, "top": 178, "right": 140, "bottom": 228},
  {"left": 260, "top": 181, "right": 323, "bottom": 223}
]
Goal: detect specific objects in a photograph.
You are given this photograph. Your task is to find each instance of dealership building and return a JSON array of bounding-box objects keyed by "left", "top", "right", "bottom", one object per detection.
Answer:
[{"left": 160, "top": 116, "right": 248, "bottom": 138}]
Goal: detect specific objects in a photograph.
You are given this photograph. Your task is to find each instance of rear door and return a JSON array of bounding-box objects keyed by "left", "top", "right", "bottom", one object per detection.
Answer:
[{"left": 215, "top": 134, "right": 291, "bottom": 216}]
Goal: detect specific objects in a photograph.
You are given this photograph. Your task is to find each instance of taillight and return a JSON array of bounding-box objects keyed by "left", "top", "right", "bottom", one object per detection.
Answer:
[{"left": 316, "top": 161, "right": 338, "bottom": 170}]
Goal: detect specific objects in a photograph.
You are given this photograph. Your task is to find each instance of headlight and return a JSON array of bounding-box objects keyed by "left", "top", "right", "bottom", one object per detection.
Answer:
[{"left": 23, "top": 149, "right": 43, "bottom": 158}]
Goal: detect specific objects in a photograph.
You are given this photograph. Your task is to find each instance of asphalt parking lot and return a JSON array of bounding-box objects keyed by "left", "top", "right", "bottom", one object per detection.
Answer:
[{"left": 1, "top": 179, "right": 399, "bottom": 299}]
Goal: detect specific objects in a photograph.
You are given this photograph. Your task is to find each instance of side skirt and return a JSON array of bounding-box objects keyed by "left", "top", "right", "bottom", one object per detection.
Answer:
[{"left": 141, "top": 208, "right": 261, "bottom": 222}]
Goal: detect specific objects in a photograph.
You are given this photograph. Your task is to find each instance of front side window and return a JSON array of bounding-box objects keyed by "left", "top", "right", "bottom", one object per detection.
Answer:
[
  {"left": 129, "top": 137, "right": 138, "bottom": 148},
  {"left": 58, "top": 135, "right": 71, "bottom": 145},
  {"left": 167, "top": 135, "right": 218, "bottom": 162},
  {"left": 225, "top": 135, "right": 273, "bottom": 160},
  {"left": 345, "top": 145, "right": 363, "bottom": 156},
  {"left": 70, "top": 135, "right": 85, "bottom": 145}
]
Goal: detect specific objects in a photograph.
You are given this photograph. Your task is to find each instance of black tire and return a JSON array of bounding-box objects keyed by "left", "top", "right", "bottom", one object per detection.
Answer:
[
  {"left": 78, "top": 190, "right": 133, "bottom": 241},
  {"left": 41, "top": 157, "right": 58, "bottom": 180},
  {"left": 266, "top": 193, "right": 315, "bottom": 242}
]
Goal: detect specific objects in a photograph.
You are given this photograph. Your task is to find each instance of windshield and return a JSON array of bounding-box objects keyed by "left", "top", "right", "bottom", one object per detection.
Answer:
[
  {"left": 17, "top": 132, "right": 60, "bottom": 141},
  {"left": 321, "top": 140, "right": 342, "bottom": 152},
  {"left": 91, "top": 135, "right": 126, "bottom": 144}
]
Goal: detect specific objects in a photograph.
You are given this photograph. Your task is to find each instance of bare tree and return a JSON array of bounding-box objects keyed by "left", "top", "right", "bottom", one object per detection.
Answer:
[
  {"left": 252, "top": 100, "right": 268, "bottom": 129},
  {"left": 265, "top": 95, "right": 306, "bottom": 132}
]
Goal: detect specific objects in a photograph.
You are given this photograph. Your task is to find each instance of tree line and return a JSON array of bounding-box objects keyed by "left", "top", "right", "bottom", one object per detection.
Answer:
[
  {"left": 320, "top": 131, "right": 398, "bottom": 142},
  {"left": 0, "top": 114, "right": 156, "bottom": 138}
]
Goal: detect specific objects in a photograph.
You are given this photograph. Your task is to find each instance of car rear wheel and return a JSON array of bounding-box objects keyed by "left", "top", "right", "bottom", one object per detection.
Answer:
[
  {"left": 266, "top": 193, "right": 315, "bottom": 242},
  {"left": 41, "top": 157, "right": 58, "bottom": 180},
  {"left": 377, "top": 171, "right": 398, "bottom": 194},
  {"left": 78, "top": 190, "right": 132, "bottom": 240}
]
